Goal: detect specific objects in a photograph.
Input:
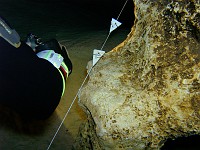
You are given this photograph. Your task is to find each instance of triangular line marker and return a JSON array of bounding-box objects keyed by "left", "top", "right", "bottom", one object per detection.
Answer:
[
  {"left": 93, "top": 49, "right": 105, "bottom": 66},
  {"left": 109, "top": 18, "right": 122, "bottom": 33}
]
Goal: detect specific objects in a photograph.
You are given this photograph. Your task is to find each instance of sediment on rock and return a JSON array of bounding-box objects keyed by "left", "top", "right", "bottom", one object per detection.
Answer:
[{"left": 76, "top": 0, "right": 200, "bottom": 149}]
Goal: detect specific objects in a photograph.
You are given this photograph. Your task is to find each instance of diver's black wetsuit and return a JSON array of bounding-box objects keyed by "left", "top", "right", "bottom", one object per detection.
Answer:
[{"left": 0, "top": 37, "right": 64, "bottom": 119}]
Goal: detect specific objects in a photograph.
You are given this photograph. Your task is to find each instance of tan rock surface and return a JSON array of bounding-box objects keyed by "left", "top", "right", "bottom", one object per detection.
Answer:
[{"left": 77, "top": 0, "right": 200, "bottom": 149}]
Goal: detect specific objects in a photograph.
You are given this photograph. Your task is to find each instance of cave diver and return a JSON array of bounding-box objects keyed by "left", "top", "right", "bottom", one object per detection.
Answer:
[{"left": 0, "top": 16, "right": 72, "bottom": 120}]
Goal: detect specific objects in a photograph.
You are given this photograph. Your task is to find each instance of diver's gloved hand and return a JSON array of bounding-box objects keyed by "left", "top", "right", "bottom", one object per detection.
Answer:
[
  {"left": 35, "top": 39, "right": 61, "bottom": 53},
  {"left": 25, "top": 33, "right": 43, "bottom": 51}
]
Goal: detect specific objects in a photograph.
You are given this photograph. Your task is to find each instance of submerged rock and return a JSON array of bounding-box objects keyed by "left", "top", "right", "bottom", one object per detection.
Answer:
[{"left": 76, "top": 0, "right": 200, "bottom": 149}]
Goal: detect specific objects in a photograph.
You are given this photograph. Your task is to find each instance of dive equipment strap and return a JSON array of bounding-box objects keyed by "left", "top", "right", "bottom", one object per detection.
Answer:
[
  {"left": 37, "top": 50, "right": 69, "bottom": 96},
  {"left": 37, "top": 50, "right": 63, "bottom": 69}
]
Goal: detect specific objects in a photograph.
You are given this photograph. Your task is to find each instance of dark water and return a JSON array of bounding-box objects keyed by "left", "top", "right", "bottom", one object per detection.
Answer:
[
  {"left": 161, "top": 135, "right": 200, "bottom": 150},
  {"left": 0, "top": 0, "right": 134, "bottom": 44}
]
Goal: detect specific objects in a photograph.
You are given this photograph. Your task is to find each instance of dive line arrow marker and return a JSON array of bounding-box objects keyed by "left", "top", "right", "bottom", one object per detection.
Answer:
[
  {"left": 109, "top": 18, "right": 122, "bottom": 33},
  {"left": 93, "top": 49, "right": 105, "bottom": 66}
]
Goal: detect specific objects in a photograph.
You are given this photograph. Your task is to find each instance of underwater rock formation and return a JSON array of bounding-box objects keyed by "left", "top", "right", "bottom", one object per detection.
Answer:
[{"left": 76, "top": 0, "right": 200, "bottom": 149}]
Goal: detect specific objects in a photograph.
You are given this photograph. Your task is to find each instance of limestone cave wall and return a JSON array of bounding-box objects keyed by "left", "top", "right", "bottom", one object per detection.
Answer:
[{"left": 75, "top": 0, "right": 200, "bottom": 149}]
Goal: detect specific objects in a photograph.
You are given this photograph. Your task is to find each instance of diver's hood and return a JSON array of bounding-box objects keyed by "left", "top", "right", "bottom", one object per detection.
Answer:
[{"left": 0, "top": 17, "right": 21, "bottom": 48}]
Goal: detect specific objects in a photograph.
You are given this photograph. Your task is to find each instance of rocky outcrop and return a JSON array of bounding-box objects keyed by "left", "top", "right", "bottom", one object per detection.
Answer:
[{"left": 76, "top": 0, "right": 200, "bottom": 149}]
